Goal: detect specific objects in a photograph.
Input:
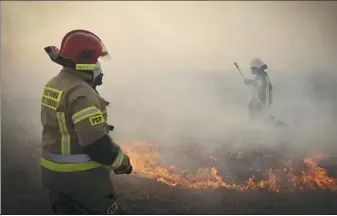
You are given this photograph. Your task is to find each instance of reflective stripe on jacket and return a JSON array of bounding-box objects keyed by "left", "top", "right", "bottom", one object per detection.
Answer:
[{"left": 40, "top": 68, "right": 115, "bottom": 193}]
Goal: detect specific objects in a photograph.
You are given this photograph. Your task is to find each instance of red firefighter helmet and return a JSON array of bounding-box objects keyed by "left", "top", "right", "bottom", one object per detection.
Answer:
[{"left": 59, "top": 29, "right": 110, "bottom": 65}]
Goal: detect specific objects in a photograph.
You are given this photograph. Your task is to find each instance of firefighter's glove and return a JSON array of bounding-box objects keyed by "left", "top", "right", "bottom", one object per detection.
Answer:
[
  {"left": 125, "top": 164, "right": 133, "bottom": 174},
  {"left": 113, "top": 154, "right": 133, "bottom": 175},
  {"left": 244, "top": 79, "right": 253, "bottom": 85}
]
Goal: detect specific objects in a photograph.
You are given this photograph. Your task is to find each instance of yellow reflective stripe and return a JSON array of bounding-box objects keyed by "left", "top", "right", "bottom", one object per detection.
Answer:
[
  {"left": 41, "top": 157, "right": 101, "bottom": 172},
  {"left": 56, "top": 112, "right": 71, "bottom": 155},
  {"left": 76, "top": 64, "right": 96, "bottom": 71},
  {"left": 72, "top": 106, "right": 102, "bottom": 124},
  {"left": 111, "top": 150, "right": 125, "bottom": 169}
]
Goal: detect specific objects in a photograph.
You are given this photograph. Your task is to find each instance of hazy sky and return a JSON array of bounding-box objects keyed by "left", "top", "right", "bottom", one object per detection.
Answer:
[
  {"left": 2, "top": 1, "right": 337, "bottom": 97},
  {"left": 1, "top": 1, "right": 337, "bottom": 148}
]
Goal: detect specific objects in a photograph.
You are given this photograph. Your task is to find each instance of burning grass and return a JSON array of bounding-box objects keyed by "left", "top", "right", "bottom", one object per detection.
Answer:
[{"left": 122, "top": 142, "right": 337, "bottom": 192}]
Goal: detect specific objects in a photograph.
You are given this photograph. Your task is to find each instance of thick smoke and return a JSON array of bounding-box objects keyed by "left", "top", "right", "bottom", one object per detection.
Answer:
[{"left": 1, "top": 1, "right": 337, "bottom": 160}]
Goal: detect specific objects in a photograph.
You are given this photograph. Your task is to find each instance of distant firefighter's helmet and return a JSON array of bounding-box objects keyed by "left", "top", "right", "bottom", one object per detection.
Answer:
[{"left": 249, "top": 57, "right": 268, "bottom": 70}]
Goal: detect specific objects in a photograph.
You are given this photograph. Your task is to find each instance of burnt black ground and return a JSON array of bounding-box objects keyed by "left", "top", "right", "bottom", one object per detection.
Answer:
[{"left": 2, "top": 120, "right": 337, "bottom": 215}]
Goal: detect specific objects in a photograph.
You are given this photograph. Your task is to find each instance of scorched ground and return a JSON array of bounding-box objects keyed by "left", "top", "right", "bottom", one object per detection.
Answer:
[{"left": 2, "top": 121, "right": 337, "bottom": 214}]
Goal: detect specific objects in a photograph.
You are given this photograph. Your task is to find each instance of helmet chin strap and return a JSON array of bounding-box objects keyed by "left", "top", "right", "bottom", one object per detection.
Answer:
[
  {"left": 92, "top": 70, "right": 100, "bottom": 79},
  {"left": 92, "top": 61, "right": 102, "bottom": 79},
  {"left": 91, "top": 61, "right": 104, "bottom": 88}
]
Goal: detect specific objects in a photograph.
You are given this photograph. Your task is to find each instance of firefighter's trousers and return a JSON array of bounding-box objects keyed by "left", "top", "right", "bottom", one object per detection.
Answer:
[{"left": 49, "top": 191, "right": 127, "bottom": 215}]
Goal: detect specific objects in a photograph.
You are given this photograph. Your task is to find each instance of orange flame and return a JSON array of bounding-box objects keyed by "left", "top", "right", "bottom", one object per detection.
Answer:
[
  {"left": 291, "top": 158, "right": 337, "bottom": 191},
  {"left": 122, "top": 142, "right": 336, "bottom": 192}
]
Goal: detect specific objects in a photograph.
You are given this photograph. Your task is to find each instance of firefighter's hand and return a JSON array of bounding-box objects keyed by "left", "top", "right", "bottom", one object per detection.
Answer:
[
  {"left": 244, "top": 79, "right": 253, "bottom": 85},
  {"left": 114, "top": 154, "right": 133, "bottom": 175}
]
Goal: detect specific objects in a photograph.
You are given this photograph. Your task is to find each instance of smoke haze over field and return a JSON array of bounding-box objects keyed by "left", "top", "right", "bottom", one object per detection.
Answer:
[{"left": 1, "top": 1, "right": 337, "bottom": 153}]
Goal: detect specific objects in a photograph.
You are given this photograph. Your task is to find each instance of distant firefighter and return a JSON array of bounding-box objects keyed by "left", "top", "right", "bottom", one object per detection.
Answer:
[{"left": 244, "top": 57, "right": 273, "bottom": 119}]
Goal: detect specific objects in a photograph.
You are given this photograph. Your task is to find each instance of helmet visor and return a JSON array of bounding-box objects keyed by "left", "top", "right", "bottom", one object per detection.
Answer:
[
  {"left": 44, "top": 46, "right": 60, "bottom": 61},
  {"left": 99, "top": 41, "right": 111, "bottom": 61}
]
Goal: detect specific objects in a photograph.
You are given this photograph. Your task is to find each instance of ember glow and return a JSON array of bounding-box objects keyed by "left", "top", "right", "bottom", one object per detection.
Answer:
[{"left": 122, "top": 142, "right": 337, "bottom": 192}]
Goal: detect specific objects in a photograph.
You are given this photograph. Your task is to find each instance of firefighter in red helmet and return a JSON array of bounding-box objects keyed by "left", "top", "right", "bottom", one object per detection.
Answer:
[{"left": 41, "top": 29, "right": 132, "bottom": 214}]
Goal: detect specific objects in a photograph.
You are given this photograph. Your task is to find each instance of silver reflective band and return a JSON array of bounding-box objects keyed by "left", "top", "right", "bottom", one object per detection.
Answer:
[
  {"left": 41, "top": 151, "right": 91, "bottom": 163},
  {"left": 72, "top": 106, "right": 101, "bottom": 124}
]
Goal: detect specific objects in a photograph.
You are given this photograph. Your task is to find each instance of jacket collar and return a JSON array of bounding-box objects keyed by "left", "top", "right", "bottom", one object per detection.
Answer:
[{"left": 61, "top": 67, "right": 92, "bottom": 82}]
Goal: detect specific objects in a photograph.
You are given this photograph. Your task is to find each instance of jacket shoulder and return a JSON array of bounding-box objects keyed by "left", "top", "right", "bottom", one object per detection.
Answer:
[{"left": 67, "top": 83, "right": 100, "bottom": 106}]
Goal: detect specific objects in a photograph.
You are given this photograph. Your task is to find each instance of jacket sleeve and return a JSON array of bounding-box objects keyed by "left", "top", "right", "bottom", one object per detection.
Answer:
[
  {"left": 70, "top": 95, "right": 107, "bottom": 146},
  {"left": 68, "top": 89, "right": 130, "bottom": 171}
]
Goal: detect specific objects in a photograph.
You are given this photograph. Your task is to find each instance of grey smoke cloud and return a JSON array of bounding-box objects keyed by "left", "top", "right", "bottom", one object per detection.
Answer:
[{"left": 1, "top": 1, "right": 337, "bottom": 154}]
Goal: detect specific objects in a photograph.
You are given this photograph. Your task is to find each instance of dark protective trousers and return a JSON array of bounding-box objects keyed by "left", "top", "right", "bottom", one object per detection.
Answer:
[
  {"left": 248, "top": 100, "right": 286, "bottom": 126},
  {"left": 49, "top": 192, "right": 127, "bottom": 215},
  {"left": 248, "top": 100, "right": 265, "bottom": 119}
]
